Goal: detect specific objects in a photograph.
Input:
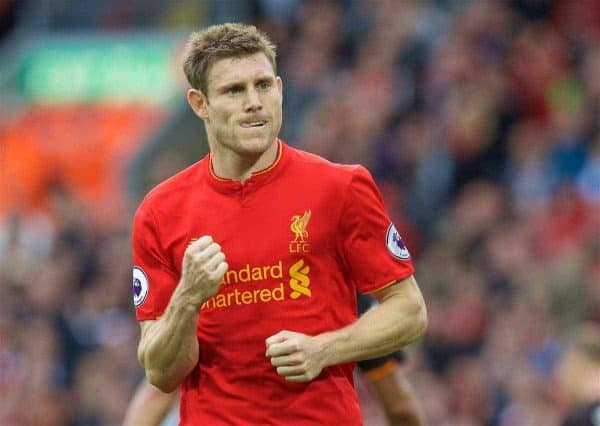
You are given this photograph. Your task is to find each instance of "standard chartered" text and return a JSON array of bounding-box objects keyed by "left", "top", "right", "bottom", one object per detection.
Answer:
[{"left": 221, "top": 261, "right": 283, "bottom": 285}]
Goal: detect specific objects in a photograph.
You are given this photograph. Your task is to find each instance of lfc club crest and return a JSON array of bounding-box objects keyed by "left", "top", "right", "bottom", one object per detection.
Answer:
[{"left": 289, "top": 210, "right": 311, "bottom": 253}]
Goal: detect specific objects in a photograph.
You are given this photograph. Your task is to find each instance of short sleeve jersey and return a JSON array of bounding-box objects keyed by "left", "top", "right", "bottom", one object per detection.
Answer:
[{"left": 132, "top": 141, "right": 414, "bottom": 426}]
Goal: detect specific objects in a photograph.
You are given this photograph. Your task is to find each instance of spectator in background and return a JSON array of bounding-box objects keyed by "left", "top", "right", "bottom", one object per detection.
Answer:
[
  {"left": 0, "top": 0, "right": 22, "bottom": 40},
  {"left": 556, "top": 322, "right": 600, "bottom": 426}
]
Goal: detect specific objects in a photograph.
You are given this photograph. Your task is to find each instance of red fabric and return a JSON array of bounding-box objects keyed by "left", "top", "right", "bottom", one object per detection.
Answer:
[{"left": 132, "top": 141, "right": 414, "bottom": 425}]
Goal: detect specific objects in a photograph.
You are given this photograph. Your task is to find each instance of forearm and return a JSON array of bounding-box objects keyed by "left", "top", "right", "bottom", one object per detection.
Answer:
[
  {"left": 138, "top": 292, "right": 200, "bottom": 392},
  {"left": 372, "top": 372, "right": 425, "bottom": 426},
  {"left": 137, "top": 237, "right": 228, "bottom": 392},
  {"left": 317, "top": 277, "right": 427, "bottom": 367},
  {"left": 123, "top": 381, "right": 177, "bottom": 426}
]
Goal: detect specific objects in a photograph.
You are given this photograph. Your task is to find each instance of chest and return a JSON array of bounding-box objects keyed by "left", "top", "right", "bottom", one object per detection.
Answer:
[
  {"left": 155, "top": 177, "right": 358, "bottom": 340},
  {"left": 166, "top": 185, "right": 340, "bottom": 276}
]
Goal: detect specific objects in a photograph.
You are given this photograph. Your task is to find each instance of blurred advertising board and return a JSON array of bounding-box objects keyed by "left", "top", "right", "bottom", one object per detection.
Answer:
[{"left": 16, "top": 34, "right": 184, "bottom": 105}]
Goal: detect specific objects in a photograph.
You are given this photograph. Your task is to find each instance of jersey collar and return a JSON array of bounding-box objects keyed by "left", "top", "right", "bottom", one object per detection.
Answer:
[{"left": 205, "top": 139, "right": 288, "bottom": 193}]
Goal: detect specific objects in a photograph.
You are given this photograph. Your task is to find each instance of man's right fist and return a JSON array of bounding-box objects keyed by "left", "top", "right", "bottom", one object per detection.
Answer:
[{"left": 179, "top": 236, "right": 228, "bottom": 307}]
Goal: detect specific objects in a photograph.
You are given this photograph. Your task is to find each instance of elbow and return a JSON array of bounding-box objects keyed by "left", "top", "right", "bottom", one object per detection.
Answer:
[
  {"left": 138, "top": 346, "right": 183, "bottom": 393},
  {"left": 414, "top": 300, "right": 428, "bottom": 340},
  {"left": 409, "top": 279, "right": 428, "bottom": 342},
  {"left": 138, "top": 341, "right": 198, "bottom": 393},
  {"left": 405, "top": 297, "right": 428, "bottom": 345},
  {"left": 146, "top": 369, "right": 180, "bottom": 394}
]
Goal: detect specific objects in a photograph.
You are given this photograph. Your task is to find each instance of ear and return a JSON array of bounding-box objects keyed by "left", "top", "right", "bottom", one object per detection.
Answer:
[
  {"left": 276, "top": 76, "right": 283, "bottom": 98},
  {"left": 187, "top": 89, "right": 209, "bottom": 120}
]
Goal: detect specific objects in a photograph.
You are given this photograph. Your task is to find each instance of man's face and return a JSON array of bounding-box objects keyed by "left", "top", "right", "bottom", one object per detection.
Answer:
[{"left": 197, "top": 52, "right": 282, "bottom": 158}]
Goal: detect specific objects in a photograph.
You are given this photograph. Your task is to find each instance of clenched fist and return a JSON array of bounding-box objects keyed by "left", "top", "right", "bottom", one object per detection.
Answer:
[
  {"left": 266, "top": 330, "right": 326, "bottom": 383},
  {"left": 178, "top": 236, "right": 228, "bottom": 308}
]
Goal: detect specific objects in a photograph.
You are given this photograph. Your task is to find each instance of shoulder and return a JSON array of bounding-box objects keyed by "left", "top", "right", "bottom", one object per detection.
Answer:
[
  {"left": 135, "top": 158, "right": 207, "bottom": 217},
  {"left": 286, "top": 147, "right": 386, "bottom": 211},
  {"left": 286, "top": 145, "right": 369, "bottom": 183}
]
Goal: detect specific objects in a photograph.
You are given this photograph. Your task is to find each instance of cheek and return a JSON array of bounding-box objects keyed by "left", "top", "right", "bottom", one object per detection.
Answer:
[
  {"left": 208, "top": 100, "right": 233, "bottom": 120},
  {"left": 210, "top": 109, "right": 232, "bottom": 127},
  {"left": 273, "top": 103, "right": 283, "bottom": 124},
  {"left": 267, "top": 96, "right": 282, "bottom": 115}
]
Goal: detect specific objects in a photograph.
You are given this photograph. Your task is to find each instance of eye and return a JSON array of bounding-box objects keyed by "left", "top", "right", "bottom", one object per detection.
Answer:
[
  {"left": 257, "top": 80, "right": 271, "bottom": 91},
  {"left": 227, "top": 86, "right": 243, "bottom": 95}
]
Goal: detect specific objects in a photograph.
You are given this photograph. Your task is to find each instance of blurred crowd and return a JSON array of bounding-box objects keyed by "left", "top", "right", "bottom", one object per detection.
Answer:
[{"left": 1, "top": 0, "right": 600, "bottom": 425}]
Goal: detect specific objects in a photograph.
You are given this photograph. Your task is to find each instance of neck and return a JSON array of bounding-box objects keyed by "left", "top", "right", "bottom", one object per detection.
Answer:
[{"left": 210, "top": 139, "right": 279, "bottom": 182}]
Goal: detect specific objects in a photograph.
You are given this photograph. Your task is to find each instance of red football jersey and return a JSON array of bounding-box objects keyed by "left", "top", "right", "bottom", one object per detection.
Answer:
[{"left": 132, "top": 141, "right": 414, "bottom": 425}]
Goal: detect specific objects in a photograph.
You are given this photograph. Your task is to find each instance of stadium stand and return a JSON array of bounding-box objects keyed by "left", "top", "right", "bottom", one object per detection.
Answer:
[
  {"left": 1, "top": 1, "right": 599, "bottom": 424},
  {"left": 0, "top": 105, "right": 168, "bottom": 224}
]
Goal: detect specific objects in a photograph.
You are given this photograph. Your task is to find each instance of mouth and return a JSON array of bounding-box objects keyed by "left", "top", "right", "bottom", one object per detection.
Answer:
[{"left": 239, "top": 120, "right": 267, "bottom": 129}]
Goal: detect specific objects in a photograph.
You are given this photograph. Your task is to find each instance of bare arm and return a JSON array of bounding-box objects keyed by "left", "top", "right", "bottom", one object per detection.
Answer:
[
  {"left": 137, "top": 307, "right": 199, "bottom": 393},
  {"left": 321, "top": 275, "right": 427, "bottom": 363},
  {"left": 266, "top": 275, "right": 427, "bottom": 382},
  {"left": 370, "top": 364, "right": 425, "bottom": 426},
  {"left": 123, "top": 380, "right": 178, "bottom": 426},
  {"left": 137, "top": 236, "right": 228, "bottom": 392}
]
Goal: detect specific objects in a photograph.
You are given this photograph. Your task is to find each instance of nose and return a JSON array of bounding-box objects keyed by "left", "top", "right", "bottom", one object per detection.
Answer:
[{"left": 244, "top": 87, "right": 262, "bottom": 112}]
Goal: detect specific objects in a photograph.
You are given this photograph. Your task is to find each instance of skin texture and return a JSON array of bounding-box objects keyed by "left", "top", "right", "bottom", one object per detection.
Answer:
[
  {"left": 122, "top": 381, "right": 177, "bottom": 426},
  {"left": 186, "top": 52, "right": 283, "bottom": 182},
  {"left": 371, "top": 368, "right": 425, "bottom": 426},
  {"left": 136, "top": 51, "right": 427, "bottom": 397},
  {"left": 265, "top": 276, "right": 427, "bottom": 383},
  {"left": 137, "top": 236, "right": 228, "bottom": 392}
]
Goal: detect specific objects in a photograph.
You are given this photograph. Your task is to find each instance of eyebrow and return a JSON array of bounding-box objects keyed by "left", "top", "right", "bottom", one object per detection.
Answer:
[
  {"left": 216, "top": 75, "right": 275, "bottom": 93},
  {"left": 255, "top": 76, "right": 274, "bottom": 85},
  {"left": 218, "top": 82, "right": 244, "bottom": 93}
]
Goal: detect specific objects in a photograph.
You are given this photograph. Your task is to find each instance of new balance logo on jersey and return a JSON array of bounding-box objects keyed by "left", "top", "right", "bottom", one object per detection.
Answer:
[{"left": 290, "top": 210, "right": 311, "bottom": 253}]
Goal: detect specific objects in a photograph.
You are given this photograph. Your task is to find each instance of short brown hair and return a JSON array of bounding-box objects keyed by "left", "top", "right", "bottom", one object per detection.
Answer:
[{"left": 182, "top": 23, "right": 277, "bottom": 95}]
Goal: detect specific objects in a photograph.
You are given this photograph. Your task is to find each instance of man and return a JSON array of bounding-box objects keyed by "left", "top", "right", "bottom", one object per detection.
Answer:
[{"left": 132, "top": 23, "right": 427, "bottom": 425}]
